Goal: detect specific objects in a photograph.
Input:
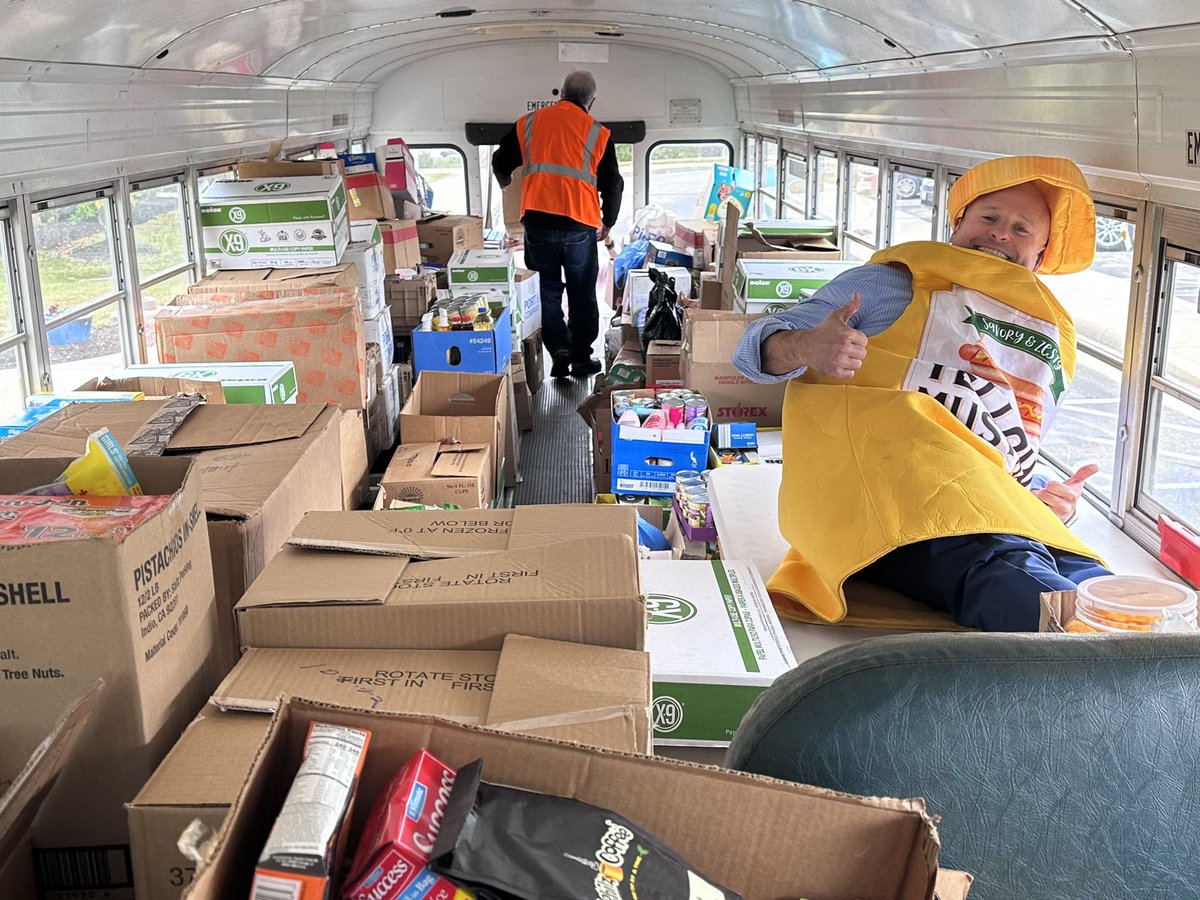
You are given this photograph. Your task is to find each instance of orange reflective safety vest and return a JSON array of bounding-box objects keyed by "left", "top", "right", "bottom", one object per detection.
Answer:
[{"left": 516, "top": 100, "right": 610, "bottom": 228}]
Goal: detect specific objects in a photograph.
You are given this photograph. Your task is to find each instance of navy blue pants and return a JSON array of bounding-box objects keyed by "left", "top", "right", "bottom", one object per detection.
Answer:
[
  {"left": 856, "top": 534, "right": 1112, "bottom": 631},
  {"left": 523, "top": 223, "right": 600, "bottom": 363}
]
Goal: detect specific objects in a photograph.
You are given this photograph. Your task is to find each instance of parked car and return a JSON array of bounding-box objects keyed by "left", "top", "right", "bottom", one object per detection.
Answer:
[{"left": 1095, "top": 216, "right": 1133, "bottom": 252}]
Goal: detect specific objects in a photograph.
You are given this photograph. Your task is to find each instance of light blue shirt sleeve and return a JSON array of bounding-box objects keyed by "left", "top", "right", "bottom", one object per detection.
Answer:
[{"left": 731, "top": 263, "right": 916, "bottom": 383}]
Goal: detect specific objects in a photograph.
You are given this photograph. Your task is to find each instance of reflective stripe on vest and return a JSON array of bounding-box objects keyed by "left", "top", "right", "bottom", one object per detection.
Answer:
[{"left": 522, "top": 113, "right": 604, "bottom": 187}]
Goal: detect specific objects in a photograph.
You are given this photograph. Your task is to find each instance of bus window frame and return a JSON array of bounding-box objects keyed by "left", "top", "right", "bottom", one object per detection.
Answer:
[
  {"left": 409, "top": 143, "right": 470, "bottom": 216},
  {"left": 644, "top": 138, "right": 734, "bottom": 219}
]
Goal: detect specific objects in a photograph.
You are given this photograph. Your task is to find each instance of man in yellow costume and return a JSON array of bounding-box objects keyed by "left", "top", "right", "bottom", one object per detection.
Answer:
[{"left": 732, "top": 156, "right": 1109, "bottom": 630}]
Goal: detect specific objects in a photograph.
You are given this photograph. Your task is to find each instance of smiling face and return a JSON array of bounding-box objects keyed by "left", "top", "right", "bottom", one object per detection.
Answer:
[{"left": 949, "top": 182, "right": 1052, "bottom": 271}]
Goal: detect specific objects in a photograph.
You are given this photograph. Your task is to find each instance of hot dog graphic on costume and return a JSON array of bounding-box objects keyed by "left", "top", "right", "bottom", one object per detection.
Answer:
[{"left": 959, "top": 342, "right": 1045, "bottom": 437}]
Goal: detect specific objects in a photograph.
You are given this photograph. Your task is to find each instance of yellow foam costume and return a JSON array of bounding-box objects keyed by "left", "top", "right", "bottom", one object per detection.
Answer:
[{"left": 768, "top": 157, "right": 1105, "bottom": 624}]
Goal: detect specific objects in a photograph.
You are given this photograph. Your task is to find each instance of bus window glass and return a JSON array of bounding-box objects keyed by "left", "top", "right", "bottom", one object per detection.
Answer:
[
  {"left": 131, "top": 182, "right": 189, "bottom": 283},
  {"left": 781, "top": 154, "right": 806, "bottom": 218},
  {"left": 1038, "top": 353, "right": 1121, "bottom": 500},
  {"left": 759, "top": 140, "right": 778, "bottom": 219},
  {"left": 1161, "top": 257, "right": 1200, "bottom": 394},
  {"left": 1042, "top": 217, "right": 1134, "bottom": 358},
  {"left": 814, "top": 153, "right": 837, "bottom": 221},
  {"left": 614, "top": 143, "right": 633, "bottom": 241},
  {"left": 744, "top": 134, "right": 757, "bottom": 174},
  {"left": 844, "top": 159, "right": 880, "bottom": 260},
  {"left": 647, "top": 141, "right": 733, "bottom": 222},
  {"left": 33, "top": 197, "right": 120, "bottom": 322},
  {"left": 889, "top": 168, "right": 934, "bottom": 243},
  {"left": 412, "top": 146, "right": 468, "bottom": 215},
  {"left": 1143, "top": 390, "right": 1200, "bottom": 529},
  {"left": 47, "top": 300, "right": 126, "bottom": 391},
  {"left": 0, "top": 347, "right": 22, "bottom": 420},
  {"left": 1, "top": 238, "right": 13, "bottom": 341}
]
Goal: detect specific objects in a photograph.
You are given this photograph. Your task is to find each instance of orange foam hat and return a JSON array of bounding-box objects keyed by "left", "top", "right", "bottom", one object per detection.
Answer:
[{"left": 948, "top": 156, "right": 1096, "bottom": 274}]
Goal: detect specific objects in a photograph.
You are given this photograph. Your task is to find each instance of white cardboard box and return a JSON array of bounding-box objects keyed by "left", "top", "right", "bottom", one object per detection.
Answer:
[
  {"left": 199, "top": 176, "right": 350, "bottom": 270},
  {"left": 101, "top": 361, "right": 298, "bottom": 404},
  {"left": 447, "top": 248, "right": 515, "bottom": 295},
  {"left": 732, "top": 259, "right": 859, "bottom": 314},
  {"left": 345, "top": 222, "right": 387, "bottom": 319},
  {"left": 625, "top": 266, "right": 692, "bottom": 330},
  {"left": 511, "top": 268, "right": 542, "bottom": 340},
  {"left": 363, "top": 307, "right": 394, "bottom": 364},
  {"left": 642, "top": 558, "right": 796, "bottom": 747}
]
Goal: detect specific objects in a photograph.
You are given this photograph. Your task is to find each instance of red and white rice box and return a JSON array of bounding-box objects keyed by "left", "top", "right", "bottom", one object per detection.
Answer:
[
  {"left": 155, "top": 294, "right": 368, "bottom": 409},
  {"left": 250, "top": 723, "right": 371, "bottom": 900},
  {"left": 342, "top": 749, "right": 470, "bottom": 900}
]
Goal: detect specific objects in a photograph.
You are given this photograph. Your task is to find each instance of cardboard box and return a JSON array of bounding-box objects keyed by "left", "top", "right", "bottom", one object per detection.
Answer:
[
  {"left": 156, "top": 293, "right": 368, "bottom": 410},
  {"left": 522, "top": 330, "right": 543, "bottom": 394},
  {"left": 382, "top": 364, "right": 402, "bottom": 442},
  {"left": 416, "top": 215, "right": 484, "bottom": 265},
  {"left": 646, "top": 340, "right": 683, "bottom": 386},
  {"left": 611, "top": 388, "right": 710, "bottom": 496},
  {"left": 377, "top": 139, "right": 430, "bottom": 207},
  {"left": 647, "top": 239, "right": 695, "bottom": 269},
  {"left": 234, "top": 159, "right": 340, "bottom": 179},
  {"left": 0, "top": 684, "right": 101, "bottom": 900},
  {"left": 501, "top": 166, "right": 524, "bottom": 237},
  {"left": 680, "top": 309, "right": 789, "bottom": 428},
  {"left": 344, "top": 222, "right": 387, "bottom": 320},
  {"left": 378, "top": 219, "right": 422, "bottom": 273},
  {"left": 0, "top": 458, "right": 220, "bottom": 892},
  {"left": 130, "top": 636, "right": 652, "bottom": 899},
  {"left": 364, "top": 306, "right": 395, "bottom": 364},
  {"left": 447, "top": 248, "right": 515, "bottom": 296},
  {"left": 642, "top": 559, "right": 797, "bottom": 747},
  {"left": 344, "top": 171, "right": 397, "bottom": 221},
  {"left": 365, "top": 386, "right": 391, "bottom": 462},
  {"left": 0, "top": 401, "right": 346, "bottom": 673},
  {"left": 185, "top": 264, "right": 359, "bottom": 303},
  {"left": 337, "top": 152, "right": 378, "bottom": 175},
  {"left": 733, "top": 258, "right": 860, "bottom": 314},
  {"left": 411, "top": 307, "right": 513, "bottom": 379},
  {"left": 199, "top": 176, "right": 349, "bottom": 270},
  {"left": 235, "top": 505, "right": 645, "bottom": 652},
  {"left": 75, "top": 374, "right": 227, "bottom": 402},
  {"left": 511, "top": 267, "right": 541, "bottom": 339},
  {"left": 699, "top": 270, "right": 723, "bottom": 310},
  {"left": 183, "top": 697, "right": 942, "bottom": 900},
  {"left": 675, "top": 219, "right": 719, "bottom": 267},
  {"left": 399, "top": 371, "right": 509, "bottom": 491},
  {"left": 339, "top": 408, "right": 370, "bottom": 510},
  {"left": 380, "top": 441, "right": 493, "bottom": 509},
  {"left": 384, "top": 273, "right": 437, "bottom": 328},
  {"left": 95, "top": 362, "right": 298, "bottom": 405},
  {"left": 717, "top": 206, "right": 842, "bottom": 310}
]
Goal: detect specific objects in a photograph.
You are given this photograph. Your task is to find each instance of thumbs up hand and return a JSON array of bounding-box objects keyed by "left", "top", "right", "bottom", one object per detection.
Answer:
[
  {"left": 1034, "top": 463, "right": 1100, "bottom": 523},
  {"left": 796, "top": 292, "right": 868, "bottom": 379}
]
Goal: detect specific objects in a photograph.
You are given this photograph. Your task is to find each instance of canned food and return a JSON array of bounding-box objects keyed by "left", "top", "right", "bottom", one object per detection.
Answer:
[
  {"left": 683, "top": 398, "right": 709, "bottom": 424},
  {"left": 661, "top": 398, "right": 685, "bottom": 427}
]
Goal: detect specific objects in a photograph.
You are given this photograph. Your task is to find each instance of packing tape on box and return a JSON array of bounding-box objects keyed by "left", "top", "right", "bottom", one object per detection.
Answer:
[
  {"left": 125, "top": 393, "right": 207, "bottom": 457},
  {"left": 486, "top": 705, "right": 640, "bottom": 734}
]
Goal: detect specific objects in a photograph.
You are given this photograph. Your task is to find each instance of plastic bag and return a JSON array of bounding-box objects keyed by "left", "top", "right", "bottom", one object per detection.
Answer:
[
  {"left": 640, "top": 268, "right": 684, "bottom": 360},
  {"left": 23, "top": 428, "right": 142, "bottom": 496},
  {"left": 628, "top": 204, "right": 677, "bottom": 244},
  {"left": 612, "top": 238, "right": 650, "bottom": 293}
]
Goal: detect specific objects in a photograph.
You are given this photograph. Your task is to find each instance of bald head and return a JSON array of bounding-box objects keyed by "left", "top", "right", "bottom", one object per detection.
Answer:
[{"left": 562, "top": 71, "right": 597, "bottom": 108}]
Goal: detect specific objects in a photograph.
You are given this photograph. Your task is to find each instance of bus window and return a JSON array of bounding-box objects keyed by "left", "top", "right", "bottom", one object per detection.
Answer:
[
  {"left": 781, "top": 153, "right": 807, "bottom": 219},
  {"left": 888, "top": 164, "right": 935, "bottom": 244},
  {"left": 411, "top": 146, "right": 468, "bottom": 215},
  {"left": 646, "top": 140, "right": 733, "bottom": 222},
  {"left": 814, "top": 150, "right": 838, "bottom": 221},
  {"left": 1142, "top": 251, "right": 1200, "bottom": 528},
  {"left": 32, "top": 192, "right": 128, "bottom": 389},
  {"left": 844, "top": 156, "right": 880, "bottom": 260},
  {"left": 758, "top": 139, "right": 779, "bottom": 219},
  {"left": 743, "top": 134, "right": 757, "bottom": 174},
  {"left": 614, "top": 143, "right": 634, "bottom": 241},
  {"left": 1039, "top": 213, "right": 1138, "bottom": 502},
  {"left": 131, "top": 177, "right": 195, "bottom": 362},
  {"left": 0, "top": 212, "right": 28, "bottom": 417}
]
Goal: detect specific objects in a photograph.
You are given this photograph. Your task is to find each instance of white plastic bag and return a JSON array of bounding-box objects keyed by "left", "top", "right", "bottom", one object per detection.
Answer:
[{"left": 628, "top": 204, "right": 677, "bottom": 244}]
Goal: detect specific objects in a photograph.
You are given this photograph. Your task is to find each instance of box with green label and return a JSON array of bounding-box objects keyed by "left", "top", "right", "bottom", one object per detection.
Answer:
[
  {"left": 447, "top": 248, "right": 515, "bottom": 296},
  {"left": 733, "top": 258, "right": 859, "bottom": 314},
  {"left": 199, "top": 176, "right": 350, "bottom": 270},
  {"left": 643, "top": 558, "right": 796, "bottom": 747},
  {"left": 103, "top": 362, "right": 298, "bottom": 404}
]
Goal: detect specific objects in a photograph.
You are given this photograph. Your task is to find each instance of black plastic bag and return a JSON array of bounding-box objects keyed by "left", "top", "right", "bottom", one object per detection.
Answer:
[{"left": 641, "top": 267, "right": 684, "bottom": 360}]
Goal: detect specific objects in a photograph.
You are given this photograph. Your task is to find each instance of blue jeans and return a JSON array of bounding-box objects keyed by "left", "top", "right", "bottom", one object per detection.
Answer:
[
  {"left": 856, "top": 533, "right": 1112, "bottom": 631},
  {"left": 523, "top": 223, "right": 600, "bottom": 362}
]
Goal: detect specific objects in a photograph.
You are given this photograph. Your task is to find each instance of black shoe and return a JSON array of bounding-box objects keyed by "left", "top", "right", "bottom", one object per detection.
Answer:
[
  {"left": 550, "top": 352, "right": 572, "bottom": 379},
  {"left": 571, "top": 357, "right": 603, "bottom": 378}
]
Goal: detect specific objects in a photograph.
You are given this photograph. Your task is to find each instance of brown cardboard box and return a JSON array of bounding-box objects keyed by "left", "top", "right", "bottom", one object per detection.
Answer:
[
  {"left": 416, "top": 214, "right": 484, "bottom": 265},
  {"left": 77, "top": 374, "right": 229, "bottom": 402},
  {"left": 680, "top": 309, "right": 789, "bottom": 427},
  {"left": 0, "top": 458, "right": 220, "bottom": 893},
  {"left": 717, "top": 205, "right": 841, "bottom": 310},
  {"left": 0, "top": 402, "right": 347, "bottom": 671},
  {"left": 183, "top": 697, "right": 942, "bottom": 900},
  {"left": 699, "top": 270, "right": 723, "bottom": 310},
  {"left": 646, "top": 339, "right": 683, "bottom": 386},
  {"left": 235, "top": 505, "right": 644, "bottom": 652},
  {"left": 235, "top": 159, "right": 340, "bottom": 179},
  {"left": 155, "top": 293, "right": 368, "bottom": 410},
  {"left": 577, "top": 382, "right": 616, "bottom": 495},
  {"left": 513, "top": 379, "right": 534, "bottom": 432},
  {"left": 184, "top": 265, "right": 359, "bottom": 302},
  {"left": 384, "top": 273, "right": 436, "bottom": 329},
  {"left": 400, "top": 371, "right": 509, "bottom": 495},
  {"left": 130, "top": 636, "right": 652, "bottom": 899},
  {"left": 502, "top": 166, "right": 524, "bottom": 238},
  {"left": 338, "top": 408, "right": 370, "bottom": 510},
  {"left": 379, "top": 441, "right": 493, "bottom": 509},
  {"left": 1040, "top": 590, "right": 1077, "bottom": 632},
  {"left": 521, "top": 330, "right": 543, "bottom": 394},
  {"left": 0, "top": 684, "right": 102, "bottom": 899},
  {"left": 378, "top": 219, "right": 422, "bottom": 273},
  {"left": 344, "top": 171, "right": 397, "bottom": 221}
]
